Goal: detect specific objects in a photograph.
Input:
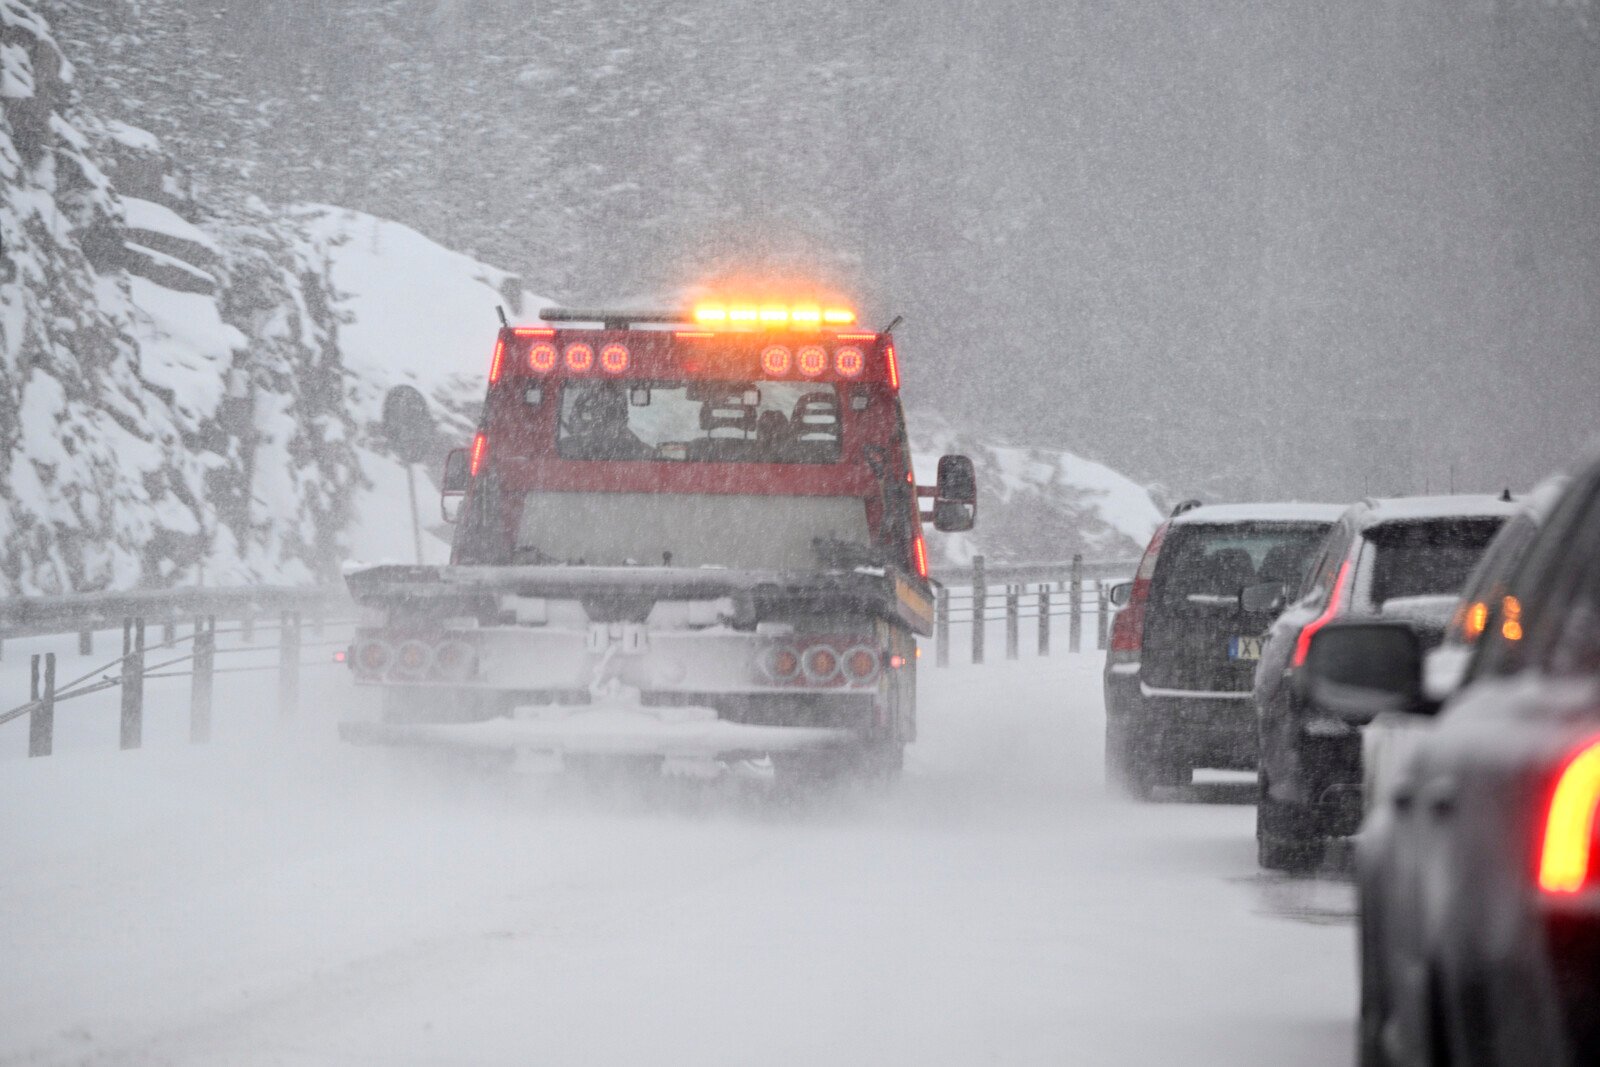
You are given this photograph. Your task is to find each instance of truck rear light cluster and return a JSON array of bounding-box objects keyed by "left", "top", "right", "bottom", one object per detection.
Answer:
[
  {"left": 755, "top": 345, "right": 866, "bottom": 379},
  {"left": 758, "top": 639, "right": 883, "bottom": 688},
  {"left": 351, "top": 637, "right": 478, "bottom": 683}
]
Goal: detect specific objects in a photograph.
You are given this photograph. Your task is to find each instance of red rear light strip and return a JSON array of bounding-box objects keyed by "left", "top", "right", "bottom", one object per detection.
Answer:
[
  {"left": 913, "top": 534, "right": 929, "bottom": 579},
  {"left": 885, "top": 344, "right": 900, "bottom": 391},
  {"left": 1539, "top": 737, "right": 1600, "bottom": 894},
  {"left": 469, "top": 432, "right": 487, "bottom": 477},
  {"left": 1292, "top": 560, "right": 1351, "bottom": 668},
  {"left": 488, "top": 338, "right": 507, "bottom": 384},
  {"left": 1110, "top": 521, "right": 1169, "bottom": 653}
]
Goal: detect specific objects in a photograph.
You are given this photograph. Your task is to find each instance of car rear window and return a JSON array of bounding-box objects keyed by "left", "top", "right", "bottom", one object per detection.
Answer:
[
  {"left": 1365, "top": 518, "right": 1506, "bottom": 604},
  {"left": 1153, "top": 522, "right": 1330, "bottom": 605}
]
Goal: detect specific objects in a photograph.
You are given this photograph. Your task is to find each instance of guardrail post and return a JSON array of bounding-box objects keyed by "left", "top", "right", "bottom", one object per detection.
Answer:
[
  {"left": 78, "top": 630, "right": 92, "bottom": 655},
  {"left": 120, "top": 618, "right": 145, "bottom": 750},
  {"left": 241, "top": 613, "right": 254, "bottom": 644},
  {"left": 1096, "top": 580, "right": 1109, "bottom": 650},
  {"left": 971, "top": 556, "right": 986, "bottom": 665},
  {"left": 1038, "top": 584, "right": 1051, "bottom": 656},
  {"left": 935, "top": 586, "right": 950, "bottom": 668},
  {"left": 1005, "top": 584, "right": 1019, "bottom": 660},
  {"left": 162, "top": 619, "right": 175, "bottom": 645},
  {"left": 1069, "top": 554, "right": 1083, "bottom": 654},
  {"left": 191, "top": 616, "right": 215, "bottom": 743},
  {"left": 278, "top": 611, "right": 301, "bottom": 718},
  {"left": 29, "top": 653, "right": 55, "bottom": 757}
]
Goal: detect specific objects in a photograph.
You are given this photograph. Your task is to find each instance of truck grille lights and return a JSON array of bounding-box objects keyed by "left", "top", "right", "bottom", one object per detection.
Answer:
[
  {"left": 600, "top": 343, "right": 630, "bottom": 374},
  {"left": 1539, "top": 737, "right": 1600, "bottom": 895}
]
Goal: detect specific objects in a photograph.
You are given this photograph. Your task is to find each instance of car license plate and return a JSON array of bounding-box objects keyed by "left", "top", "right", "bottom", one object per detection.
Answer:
[{"left": 1228, "top": 636, "right": 1263, "bottom": 660}]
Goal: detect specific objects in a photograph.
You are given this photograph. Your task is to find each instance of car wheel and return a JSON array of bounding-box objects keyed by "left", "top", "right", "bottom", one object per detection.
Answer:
[
  {"left": 1357, "top": 899, "right": 1392, "bottom": 1067},
  {"left": 1106, "top": 720, "right": 1186, "bottom": 800},
  {"left": 1256, "top": 774, "right": 1324, "bottom": 872}
]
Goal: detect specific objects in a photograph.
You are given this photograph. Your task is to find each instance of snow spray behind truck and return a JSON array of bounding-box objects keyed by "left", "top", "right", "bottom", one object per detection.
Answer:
[{"left": 342, "top": 298, "right": 977, "bottom": 785}]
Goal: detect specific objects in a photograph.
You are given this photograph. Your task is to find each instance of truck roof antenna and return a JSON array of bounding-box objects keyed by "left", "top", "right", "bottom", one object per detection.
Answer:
[
  {"left": 495, "top": 305, "right": 509, "bottom": 327},
  {"left": 880, "top": 314, "right": 904, "bottom": 335}
]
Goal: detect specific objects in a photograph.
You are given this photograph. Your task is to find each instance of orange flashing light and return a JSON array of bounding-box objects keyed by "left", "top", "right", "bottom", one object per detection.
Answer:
[
  {"left": 1464, "top": 601, "right": 1490, "bottom": 641},
  {"left": 469, "top": 432, "right": 488, "bottom": 477},
  {"left": 759, "top": 305, "right": 789, "bottom": 325},
  {"left": 1538, "top": 738, "right": 1600, "bottom": 894},
  {"left": 1293, "top": 561, "right": 1351, "bottom": 668},
  {"left": 1502, "top": 595, "right": 1524, "bottom": 642},
  {"left": 488, "top": 338, "right": 507, "bottom": 384},
  {"left": 912, "top": 535, "right": 929, "bottom": 579},
  {"left": 690, "top": 300, "right": 856, "bottom": 331},
  {"left": 885, "top": 343, "right": 900, "bottom": 391},
  {"left": 728, "top": 305, "right": 759, "bottom": 324},
  {"left": 790, "top": 306, "right": 822, "bottom": 329},
  {"left": 823, "top": 308, "right": 856, "bottom": 325},
  {"left": 694, "top": 304, "right": 728, "bottom": 325}
]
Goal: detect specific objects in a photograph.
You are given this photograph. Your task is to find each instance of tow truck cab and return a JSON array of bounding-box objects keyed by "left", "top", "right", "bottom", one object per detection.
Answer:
[{"left": 344, "top": 302, "right": 976, "bottom": 775}]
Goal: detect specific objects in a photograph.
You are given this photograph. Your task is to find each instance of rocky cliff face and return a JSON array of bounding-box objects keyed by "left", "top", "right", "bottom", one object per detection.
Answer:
[{"left": 1, "top": 0, "right": 361, "bottom": 594}]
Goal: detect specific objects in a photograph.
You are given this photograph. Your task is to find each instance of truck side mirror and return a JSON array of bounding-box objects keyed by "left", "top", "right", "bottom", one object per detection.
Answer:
[
  {"left": 1302, "top": 621, "right": 1428, "bottom": 724},
  {"left": 441, "top": 448, "right": 469, "bottom": 523},
  {"left": 933, "top": 454, "right": 977, "bottom": 532}
]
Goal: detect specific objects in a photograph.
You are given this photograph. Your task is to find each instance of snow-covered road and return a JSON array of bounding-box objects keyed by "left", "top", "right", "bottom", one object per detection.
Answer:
[{"left": 0, "top": 650, "right": 1354, "bottom": 1065}]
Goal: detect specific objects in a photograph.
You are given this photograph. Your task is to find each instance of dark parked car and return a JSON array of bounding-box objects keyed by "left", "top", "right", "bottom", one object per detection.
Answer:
[
  {"left": 1254, "top": 494, "right": 1516, "bottom": 870},
  {"left": 1304, "top": 457, "right": 1600, "bottom": 1066},
  {"left": 1104, "top": 501, "right": 1342, "bottom": 798}
]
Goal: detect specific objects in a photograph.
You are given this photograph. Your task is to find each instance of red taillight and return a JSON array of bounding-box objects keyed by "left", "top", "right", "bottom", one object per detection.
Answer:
[
  {"left": 1538, "top": 738, "right": 1600, "bottom": 895},
  {"left": 803, "top": 646, "right": 841, "bottom": 683},
  {"left": 600, "top": 344, "right": 630, "bottom": 374},
  {"left": 1109, "top": 522, "right": 1169, "bottom": 655},
  {"left": 843, "top": 646, "right": 881, "bottom": 684},
  {"left": 528, "top": 343, "right": 558, "bottom": 373},
  {"left": 394, "top": 639, "right": 433, "bottom": 677},
  {"left": 469, "top": 432, "right": 487, "bottom": 476},
  {"left": 564, "top": 343, "right": 594, "bottom": 372},
  {"left": 797, "top": 345, "right": 828, "bottom": 377},
  {"left": 762, "top": 346, "right": 792, "bottom": 375},
  {"left": 912, "top": 535, "right": 929, "bottom": 579},
  {"left": 488, "top": 337, "right": 507, "bottom": 384},
  {"left": 884, "top": 343, "right": 900, "bottom": 391},
  {"left": 354, "top": 640, "right": 391, "bottom": 675},
  {"left": 762, "top": 646, "right": 801, "bottom": 682},
  {"left": 834, "top": 347, "right": 864, "bottom": 378},
  {"left": 1292, "top": 561, "right": 1352, "bottom": 668}
]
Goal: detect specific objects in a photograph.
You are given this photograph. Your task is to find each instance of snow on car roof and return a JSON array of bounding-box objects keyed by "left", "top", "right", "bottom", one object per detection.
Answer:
[
  {"left": 1170, "top": 502, "right": 1346, "bottom": 526},
  {"left": 1358, "top": 493, "right": 1521, "bottom": 524}
]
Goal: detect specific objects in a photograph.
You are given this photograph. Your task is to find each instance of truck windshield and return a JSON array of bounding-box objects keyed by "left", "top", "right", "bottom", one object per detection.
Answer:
[{"left": 557, "top": 380, "right": 842, "bottom": 464}]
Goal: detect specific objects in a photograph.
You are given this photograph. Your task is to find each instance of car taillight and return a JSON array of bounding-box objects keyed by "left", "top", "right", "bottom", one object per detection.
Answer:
[
  {"left": 1109, "top": 522, "right": 1169, "bottom": 657},
  {"left": 1291, "top": 560, "right": 1352, "bottom": 668},
  {"left": 1538, "top": 737, "right": 1600, "bottom": 895}
]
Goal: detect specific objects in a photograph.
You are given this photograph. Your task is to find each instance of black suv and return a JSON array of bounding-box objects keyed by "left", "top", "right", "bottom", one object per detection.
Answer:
[
  {"left": 1104, "top": 502, "right": 1342, "bottom": 798},
  {"left": 1253, "top": 494, "right": 1515, "bottom": 870}
]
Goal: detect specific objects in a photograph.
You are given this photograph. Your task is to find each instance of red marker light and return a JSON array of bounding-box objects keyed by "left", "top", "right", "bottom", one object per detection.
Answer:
[
  {"left": 884, "top": 343, "right": 900, "bottom": 391},
  {"left": 528, "top": 343, "right": 558, "bottom": 373},
  {"left": 600, "top": 343, "right": 630, "bottom": 374},
  {"left": 488, "top": 338, "right": 507, "bottom": 384},
  {"left": 333, "top": 649, "right": 348, "bottom": 664},
  {"left": 762, "top": 346, "right": 792, "bottom": 375},
  {"left": 1292, "top": 561, "right": 1351, "bottom": 668},
  {"left": 564, "top": 343, "right": 594, "bottom": 372},
  {"left": 797, "top": 345, "right": 828, "bottom": 377},
  {"left": 1538, "top": 738, "right": 1600, "bottom": 894},
  {"left": 469, "top": 432, "right": 488, "bottom": 476},
  {"left": 512, "top": 327, "right": 555, "bottom": 338},
  {"left": 835, "top": 347, "right": 864, "bottom": 378},
  {"left": 912, "top": 534, "right": 929, "bottom": 579}
]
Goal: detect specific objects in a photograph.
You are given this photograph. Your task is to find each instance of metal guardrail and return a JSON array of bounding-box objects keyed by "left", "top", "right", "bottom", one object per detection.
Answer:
[
  {"left": 1, "top": 586, "right": 352, "bottom": 758},
  {"left": 929, "top": 554, "right": 1135, "bottom": 667}
]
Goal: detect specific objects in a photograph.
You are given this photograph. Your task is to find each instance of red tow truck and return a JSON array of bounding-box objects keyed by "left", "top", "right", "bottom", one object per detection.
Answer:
[{"left": 342, "top": 298, "right": 976, "bottom": 785}]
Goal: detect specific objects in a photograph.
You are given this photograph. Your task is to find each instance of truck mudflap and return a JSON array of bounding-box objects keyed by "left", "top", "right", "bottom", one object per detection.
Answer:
[{"left": 338, "top": 703, "right": 857, "bottom": 759}]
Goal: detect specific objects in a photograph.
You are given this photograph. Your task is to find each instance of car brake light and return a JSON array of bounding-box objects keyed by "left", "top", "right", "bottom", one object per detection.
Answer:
[
  {"left": 1538, "top": 738, "right": 1600, "bottom": 894},
  {"left": 1291, "top": 561, "right": 1352, "bottom": 668},
  {"left": 1109, "top": 522, "right": 1169, "bottom": 655},
  {"left": 470, "top": 432, "right": 487, "bottom": 477},
  {"left": 488, "top": 337, "right": 507, "bottom": 384}
]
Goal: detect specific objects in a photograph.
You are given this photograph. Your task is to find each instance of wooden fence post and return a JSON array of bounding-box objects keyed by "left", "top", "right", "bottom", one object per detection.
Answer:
[
  {"left": 1069, "top": 554, "right": 1083, "bottom": 653},
  {"left": 78, "top": 630, "right": 92, "bottom": 655},
  {"left": 936, "top": 586, "right": 950, "bottom": 668},
  {"left": 971, "top": 556, "right": 986, "bottom": 665},
  {"left": 278, "top": 611, "right": 301, "bottom": 718},
  {"left": 1038, "top": 584, "right": 1051, "bottom": 656},
  {"left": 120, "top": 618, "right": 145, "bottom": 750},
  {"left": 191, "top": 616, "right": 215, "bottom": 743},
  {"left": 1005, "top": 584, "right": 1020, "bottom": 660},
  {"left": 1096, "top": 580, "right": 1110, "bottom": 650},
  {"left": 29, "top": 653, "right": 55, "bottom": 757}
]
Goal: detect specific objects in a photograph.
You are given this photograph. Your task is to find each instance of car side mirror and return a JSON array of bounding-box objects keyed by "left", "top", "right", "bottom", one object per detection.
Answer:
[
  {"left": 1303, "top": 621, "right": 1427, "bottom": 724},
  {"left": 933, "top": 454, "right": 977, "bottom": 532},
  {"left": 1240, "top": 581, "right": 1285, "bottom": 614},
  {"left": 1107, "top": 581, "right": 1133, "bottom": 609},
  {"left": 441, "top": 448, "right": 469, "bottom": 523}
]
